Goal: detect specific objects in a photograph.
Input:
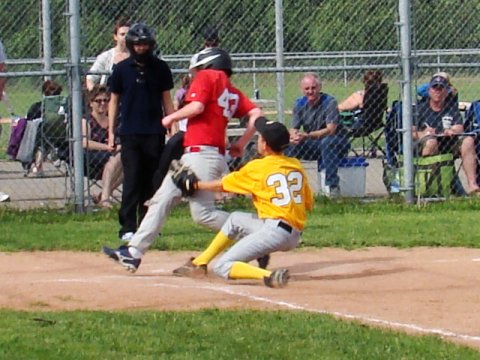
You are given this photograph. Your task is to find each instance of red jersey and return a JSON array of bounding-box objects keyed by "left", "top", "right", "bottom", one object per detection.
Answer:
[{"left": 183, "top": 69, "right": 256, "bottom": 151}]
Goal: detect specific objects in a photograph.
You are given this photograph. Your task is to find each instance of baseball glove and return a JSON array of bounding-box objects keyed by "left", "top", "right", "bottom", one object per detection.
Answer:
[{"left": 170, "top": 160, "right": 199, "bottom": 196}]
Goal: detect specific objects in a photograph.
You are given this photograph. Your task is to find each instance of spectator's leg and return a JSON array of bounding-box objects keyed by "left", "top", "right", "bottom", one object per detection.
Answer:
[
  {"left": 420, "top": 137, "right": 439, "bottom": 156},
  {"left": 460, "top": 136, "right": 480, "bottom": 193},
  {"left": 476, "top": 142, "right": 480, "bottom": 185},
  {"left": 320, "top": 135, "right": 349, "bottom": 187},
  {"left": 285, "top": 139, "right": 319, "bottom": 161},
  {"left": 284, "top": 143, "right": 302, "bottom": 158},
  {"left": 100, "top": 152, "right": 123, "bottom": 202}
]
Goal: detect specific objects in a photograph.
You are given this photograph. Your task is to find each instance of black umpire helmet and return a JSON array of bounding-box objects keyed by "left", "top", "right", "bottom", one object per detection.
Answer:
[
  {"left": 125, "top": 22, "right": 156, "bottom": 53},
  {"left": 189, "top": 47, "right": 232, "bottom": 76}
]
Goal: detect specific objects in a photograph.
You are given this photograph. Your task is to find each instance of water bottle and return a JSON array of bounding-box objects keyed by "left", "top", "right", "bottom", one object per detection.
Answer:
[{"left": 390, "top": 170, "right": 400, "bottom": 193}]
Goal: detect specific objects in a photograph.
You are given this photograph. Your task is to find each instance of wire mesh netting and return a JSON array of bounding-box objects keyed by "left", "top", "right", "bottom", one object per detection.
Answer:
[{"left": 0, "top": 0, "right": 479, "bottom": 207}]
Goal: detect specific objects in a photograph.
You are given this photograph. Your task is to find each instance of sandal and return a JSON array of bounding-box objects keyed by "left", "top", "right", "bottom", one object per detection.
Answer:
[
  {"left": 99, "top": 199, "right": 114, "bottom": 209},
  {"left": 92, "top": 193, "right": 101, "bottom": 204},
  {"left": 468, "top": 188, "right": 480, "bottom": 196}
]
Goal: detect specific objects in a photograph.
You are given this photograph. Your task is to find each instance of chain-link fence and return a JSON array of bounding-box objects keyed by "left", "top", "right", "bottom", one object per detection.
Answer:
[{"left": 1, "top": 0, "right": 479, "bottom": 208}]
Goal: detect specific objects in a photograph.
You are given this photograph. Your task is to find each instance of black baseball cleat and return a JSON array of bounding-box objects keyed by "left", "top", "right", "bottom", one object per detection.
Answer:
[
  {"left": 264, "top": 268, "right": 290, "bottom": 288},
  {"left": 257, "top": 254, "right": 270, "bottom": 269},
  {"left": 102, "top": 245, "right": 141, "bottom": 273},
  {"left": 172, "top": 257, "right": 207, "bottom": 277}
]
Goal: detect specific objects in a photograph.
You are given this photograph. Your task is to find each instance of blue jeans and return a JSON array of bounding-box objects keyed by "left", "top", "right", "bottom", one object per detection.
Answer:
[{"left": 285, "top": 135, "right": 350, "bottom": 187}]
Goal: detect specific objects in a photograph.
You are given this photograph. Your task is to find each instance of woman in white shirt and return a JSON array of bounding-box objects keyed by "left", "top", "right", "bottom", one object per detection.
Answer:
[{"left": 86, "top": 18, "right": 130, "bottom": 91}]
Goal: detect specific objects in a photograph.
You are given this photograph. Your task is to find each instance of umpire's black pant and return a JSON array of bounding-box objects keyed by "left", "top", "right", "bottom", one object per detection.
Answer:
[
  {"left": 152, "top": 131, "right": 185, "bottom": 191},
  {"left": 118, "top": 134, "right": 164, "bottom": 238}
]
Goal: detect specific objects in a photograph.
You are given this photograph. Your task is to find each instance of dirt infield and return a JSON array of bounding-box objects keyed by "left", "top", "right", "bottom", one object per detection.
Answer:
[{"left": 1, "top": 247, "right": 480, "bottom": 349}]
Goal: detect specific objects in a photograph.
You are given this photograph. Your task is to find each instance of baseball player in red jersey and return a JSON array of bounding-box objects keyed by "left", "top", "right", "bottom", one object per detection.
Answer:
[
  {"left": 102, "top": 47, "right": 263, "bottom": 272},
  {"left": 172, "top": 117, "right": 314, "bottom": 288}
]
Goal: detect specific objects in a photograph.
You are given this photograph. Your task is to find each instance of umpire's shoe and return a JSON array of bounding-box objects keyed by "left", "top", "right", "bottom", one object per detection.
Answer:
[
  {"left": 102, "top": 245, "right": 141, "bottom": 273},
  {"left": 264, "top": 268, "right": 290, "bottom": 288},
  {"left": 173, "top": 257, "right": 207, "bottom": 277}
]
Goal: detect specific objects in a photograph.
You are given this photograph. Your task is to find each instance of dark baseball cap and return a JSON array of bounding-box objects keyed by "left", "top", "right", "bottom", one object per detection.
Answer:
[
  {"left": 430, "top": 75, "right": 448, "bottom": 88},
  {"left": 254, "top": 117, "right": 290, "bottom": 152},
  {"left": 203, "top": 27, "right": 219, "bottom": 42}
]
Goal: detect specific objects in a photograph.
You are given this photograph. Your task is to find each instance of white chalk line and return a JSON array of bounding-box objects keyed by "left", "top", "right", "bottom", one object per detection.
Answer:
[
  {"left": 37, "top": 266, "right": 480, "bottom": 344},
  {"left": 150, "top": 281, "right": 480, "bottom": 344}
]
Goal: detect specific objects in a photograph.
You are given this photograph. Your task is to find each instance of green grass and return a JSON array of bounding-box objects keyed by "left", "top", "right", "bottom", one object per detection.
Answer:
[
  {"left": 2, "top": 199, "right": 480, "bottom": 356},
  {"left": 2, "top": 197, "right": 480, "bottom": 252},
  {"left": 0, "top": 310, "right": 477, "bottom": 359}
]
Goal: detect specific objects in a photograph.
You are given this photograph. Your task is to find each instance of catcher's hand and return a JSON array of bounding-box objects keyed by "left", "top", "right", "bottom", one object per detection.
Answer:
[{"left": 170, "top": 160, "right": 199, "bottom": 196}]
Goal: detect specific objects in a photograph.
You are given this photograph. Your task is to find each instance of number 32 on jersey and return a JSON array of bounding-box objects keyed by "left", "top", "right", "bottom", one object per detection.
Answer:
[{"left": 267, "top": 171, "right": 304, "bottom": 206}]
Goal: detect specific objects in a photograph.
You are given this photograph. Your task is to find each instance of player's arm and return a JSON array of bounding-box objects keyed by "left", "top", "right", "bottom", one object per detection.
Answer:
[
  {"left": 108, "top": 93, "right": 120, "bottom": 150},
  {"left": 196, "top": 179, "right": 224, "bottom": 193},
  {"left": 229, "top": 107, "right": 263, "bottom": 157},
  {"left": 307, "top": 122, "right": 336, "bottom": 139},
  {"left": 162, "top": 90, "right": 175, "bottom": 116},
  {"left": 162, "top": 101, "right": 204, "bottom": 128}
]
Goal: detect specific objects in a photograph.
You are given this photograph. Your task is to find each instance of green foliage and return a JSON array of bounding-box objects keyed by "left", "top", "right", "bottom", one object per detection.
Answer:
[
  {"left": 1, "top": 0, "right": 480, "bottom": 61},
  {"left": 0, "top": 310, "right": 477, "bottom": 359}
]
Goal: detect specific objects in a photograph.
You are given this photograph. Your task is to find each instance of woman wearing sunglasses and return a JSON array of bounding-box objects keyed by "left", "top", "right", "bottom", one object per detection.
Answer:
[{"left": 82, "top": 85, "right": 123, "bottom": 208}]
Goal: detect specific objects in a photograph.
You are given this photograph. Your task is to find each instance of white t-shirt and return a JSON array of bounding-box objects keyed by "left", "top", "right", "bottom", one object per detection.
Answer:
[{"left": 86, "top": 48, "right": 115, "bottom": 86}]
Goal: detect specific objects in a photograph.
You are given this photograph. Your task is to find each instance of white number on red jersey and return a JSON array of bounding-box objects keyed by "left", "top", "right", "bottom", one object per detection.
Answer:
[
  {"left": 217, "top": 89, "right": 239, "bottom": 119},
  {"left": 267, "top": 171, "right": 304, "bottom": 206}
]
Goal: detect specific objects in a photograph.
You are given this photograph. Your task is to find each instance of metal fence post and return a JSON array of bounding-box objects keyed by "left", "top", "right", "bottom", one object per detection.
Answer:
[
  {"left": 275, "top": 0, "right": 285, "bottom": 124},
  {"left": 41, "top": 0, "right": 52, "bottom": 80},
  {"left": 68, "top": 0, "right": 85, "bottom": 212},
  {"left": 399, "top": 0, "right": 414, "bottom": 203}
]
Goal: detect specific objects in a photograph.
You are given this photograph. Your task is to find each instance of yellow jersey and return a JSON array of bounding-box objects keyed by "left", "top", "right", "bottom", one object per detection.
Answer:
[{"left": 221, "top": 154, "right": 314, "bottom": 230}]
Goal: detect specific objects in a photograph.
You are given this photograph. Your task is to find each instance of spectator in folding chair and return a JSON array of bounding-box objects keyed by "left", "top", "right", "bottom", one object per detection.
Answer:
[
  {"left": 82, "top": 85, "right": 123, "bottom": 209},
  {"left": 338, "top": 70, "right": 383, "bottom": 113},
  {"left": 26, "top": 80, "right": 63, "bottom": 121},
  {"left": 86, "top": 17, "right": 130, "bottom": 91},
  {"left": 413, "top": 74, "right": 480, "bottom": 195},
  {"left": 23, "top": 80, "right": 63, "bottom": 177},
  {"left": 284, "top": 72, "right": 349, "bottom": 198},
  {"left": 417, "top": 71, "right": 458, "bottom": 106},
  {"left": 338, "top": 70, "right": 388, "bottom": 158}
]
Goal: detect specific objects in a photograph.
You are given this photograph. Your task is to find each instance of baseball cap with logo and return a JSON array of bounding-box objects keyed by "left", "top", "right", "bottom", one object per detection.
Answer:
[
  {"left": 433, "top": 71, "right": 451, "bottom": 84},
  {"left": 430, "top": 74, "right": 449, "bottom": 88},
  {"left": 254, "top": 117, "right": 290, "bottom": 152}
]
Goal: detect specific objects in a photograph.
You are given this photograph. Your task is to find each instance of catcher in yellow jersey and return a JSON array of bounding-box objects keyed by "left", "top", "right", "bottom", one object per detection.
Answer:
[{"left": 171, "top": 117, "right": 314, "bottom": 288}]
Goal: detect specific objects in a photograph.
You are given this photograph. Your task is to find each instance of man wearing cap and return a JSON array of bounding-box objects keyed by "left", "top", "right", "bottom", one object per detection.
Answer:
[
  {"left": 413, "top": 74, "right": 480, "bottom": 194},
  {"left": 172, "top": 117, "right": 314, "bottom": 288},
  {"left": 417, "top": 71, "right": 458, "bottom": 104}
]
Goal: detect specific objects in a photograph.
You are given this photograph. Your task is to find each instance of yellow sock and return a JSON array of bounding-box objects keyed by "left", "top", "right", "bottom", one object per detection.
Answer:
[
  {"left": 229, "top": 261, "right": 271, "bottom": 280},
  {"left": 193, "top": 232, "right": 233, "bottom": 266}
]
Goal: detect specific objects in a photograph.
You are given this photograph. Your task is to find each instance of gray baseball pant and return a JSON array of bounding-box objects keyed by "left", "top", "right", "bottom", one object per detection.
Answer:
[
  {"left": 213, "top": 212, "right": 302, "bottom": 279},
  {"left": 129, "top": 147, "right": 229, "bottom": 254}
]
